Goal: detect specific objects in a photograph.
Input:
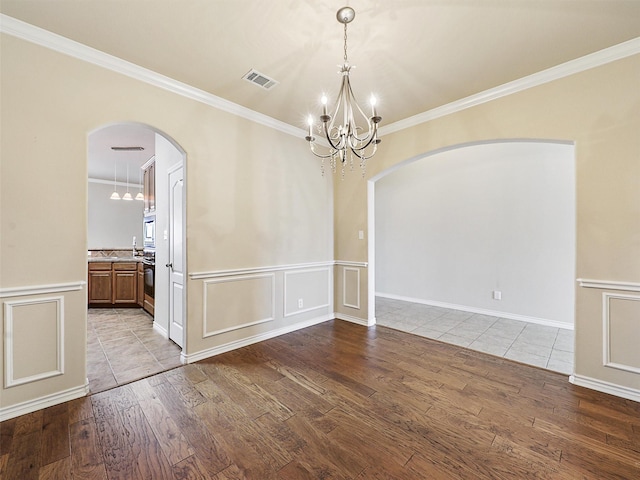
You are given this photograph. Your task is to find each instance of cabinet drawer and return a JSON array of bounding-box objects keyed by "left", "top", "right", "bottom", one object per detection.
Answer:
[
  {"left": 113, "top": 262, "right": 137, "bottom": 271},
  {"left": 89, "top": 262, "right": 111, "bottom": 270}
]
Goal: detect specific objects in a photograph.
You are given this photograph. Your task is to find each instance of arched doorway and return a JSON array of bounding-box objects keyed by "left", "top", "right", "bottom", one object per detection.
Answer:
[
  {"left": 368, "top": 140, "right": 576, "bottom": 373},
  {"left": 87, "top": 122, "right": 186, "bottom": 393}
]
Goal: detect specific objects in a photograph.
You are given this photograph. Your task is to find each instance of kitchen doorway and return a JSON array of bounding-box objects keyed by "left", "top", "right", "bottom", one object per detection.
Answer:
[{"left": 87, "top": 122, "right": 187, "bottom": 393}]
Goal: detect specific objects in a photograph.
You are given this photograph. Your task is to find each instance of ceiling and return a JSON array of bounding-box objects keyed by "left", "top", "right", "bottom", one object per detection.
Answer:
[
  {"left": 87, "top": 124, "right": 156, "bottom": 183},
  {"left": 3, "top": 1, "right": 640, "bottom": 179}
]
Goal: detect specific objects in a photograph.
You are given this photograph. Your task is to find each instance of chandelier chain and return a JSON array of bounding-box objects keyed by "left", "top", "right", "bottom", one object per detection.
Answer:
[{"left": 343, "top": 22, "right": 348, "bottom": 64}]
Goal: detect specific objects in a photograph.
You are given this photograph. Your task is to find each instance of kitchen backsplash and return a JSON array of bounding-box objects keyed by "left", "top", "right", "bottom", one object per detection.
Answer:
[{"left": 88, "top": 248, "right": 143, "bottom": 258}]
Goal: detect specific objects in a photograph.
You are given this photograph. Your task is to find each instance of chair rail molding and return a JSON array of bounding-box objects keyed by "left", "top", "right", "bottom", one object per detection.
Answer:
[
  {"left": 0, "top": 281, "right": 85, "bottom": 298},
  {"left": 577, "top": 278, "right": 640, "bottom": 292}
]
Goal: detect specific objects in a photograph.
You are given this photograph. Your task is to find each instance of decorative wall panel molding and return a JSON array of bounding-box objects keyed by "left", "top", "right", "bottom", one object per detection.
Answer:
[
  {"left": 602, "top": 292, "right": 640, "bottom": 374},
  {"left": 343, "top": 267, "right": 361, "bottom": 310},
  {"left": 4, "top": 296, "right": 64, "bottom": 388},
  {"left": 202, "top": 273, "right": 275, "bottom": 338},
  {"left": 283, "top": 267, "right": 331, "bottom": 317}
]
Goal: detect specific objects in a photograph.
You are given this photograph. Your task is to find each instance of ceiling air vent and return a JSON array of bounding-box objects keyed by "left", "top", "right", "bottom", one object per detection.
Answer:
[{"left": 242, "top": 69, "right": 279, "bottom": 90}]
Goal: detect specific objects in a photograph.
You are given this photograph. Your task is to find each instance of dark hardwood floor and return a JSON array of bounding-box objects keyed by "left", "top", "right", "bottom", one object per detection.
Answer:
[{"left": 1, "top": 320, "right": 639, "bottom": 479}]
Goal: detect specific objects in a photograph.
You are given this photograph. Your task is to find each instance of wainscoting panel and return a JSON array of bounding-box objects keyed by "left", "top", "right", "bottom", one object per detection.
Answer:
[
  {"left": 343, "top": 267, "right": 361, "bottom": 310},
  {"left": 284, "top": 268, "right": 331, "bottom": 317},
  {"left": 4, "top": 296, "right": 64, "bottom": 388},
  {"left": 203, "top": 274, "right": 275, "bottom": 337},
  {"left": 603, "top": 292, "right": 640, "bottom": 374}
]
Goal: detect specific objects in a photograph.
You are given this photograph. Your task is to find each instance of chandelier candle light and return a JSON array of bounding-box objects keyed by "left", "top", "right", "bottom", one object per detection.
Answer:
[{"left": 305, "top": 6, "right": 382, "bottom": 177}]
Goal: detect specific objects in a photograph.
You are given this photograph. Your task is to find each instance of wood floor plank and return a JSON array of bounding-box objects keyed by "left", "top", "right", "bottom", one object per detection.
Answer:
[
  {"left": 91, "top": 389, "right": 143, "bottom": 480},
  {"left": 164, "top": 367, "right": 210, "bottom": 409},
  {"left": 40, "top": 404, "right": 70, "bottom": 467},
  {"left": 325, "top": 409, "right": 414, "bottom": 468},
  {"left": 153, "top": 380, "right": 231, "bottom": 477},
  {"left": 172, "top": 454, "right": 212, "bottom": 480},
  {"left": 119, "top": 403, "right": 175, "bottom": 479},
  {"left": 0, "top": 453, "right": 8, "bottom": 477},
  {"left": 130, "top": 379, "right": 195, "bottom": 466},
  {"left": 38, "top": 456, "right": 70, "bottom": 480},
  {"left": 69, "top": 419, "right": 108, "bottom": 480},
  {"left": 533, "top": 416, "right": 640, "bottom": 474},
  {"left": 192, "top": 399, "right": 277, "bottom": 479},
  {"left": 284, "top": 413, "right": 366, "bottom": 478},
  {"left": 67, "top": 396, "right": 95, "bottom": 424},
  {"left": 3, "top": 430, "right": 41, "bottom": 480},
  {"left": 203, "top": 362, "right": 295, "bottom": 421},
  {"left": 489, "top": 436, "right": 576, "bottom": 480},
  {"left": 13, "top": 410, "right": 43, "bottom": 436},
  {"left": 0, "top": 417, "right": 16, "bottom": 456}
]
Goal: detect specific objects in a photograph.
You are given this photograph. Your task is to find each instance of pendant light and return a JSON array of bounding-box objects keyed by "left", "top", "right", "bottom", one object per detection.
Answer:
[
  {"left": 122, "top": 162, "right": 133, "bottom": 201},
  {"left": 109, "top": 159, "right": 121, "bottom": 200},
  {"left": 135, "top": 166, "right": 144, "bottom": 201}
]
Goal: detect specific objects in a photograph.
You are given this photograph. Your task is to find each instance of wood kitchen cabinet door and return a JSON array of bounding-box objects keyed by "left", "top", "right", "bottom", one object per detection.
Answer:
[
  {"left": 143, "top": 160, "right": 156, "bottom": 213},
  {"left": 88, "top": 264, "right": 112, "bottom": 304},
  {"left": 113, "top": 263, "right": 137, "bottom": 303}
]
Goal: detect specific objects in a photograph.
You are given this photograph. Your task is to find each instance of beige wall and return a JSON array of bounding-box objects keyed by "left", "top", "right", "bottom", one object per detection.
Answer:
[
  {"left": 0, "top": 34, "right": 333, "bottom": 415},
  {"left": 335, "top": 54, "right": 640, "bottom": 393}
]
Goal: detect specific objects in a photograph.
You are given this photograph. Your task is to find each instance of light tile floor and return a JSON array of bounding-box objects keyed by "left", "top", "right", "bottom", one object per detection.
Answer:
[
  {"left": 375, "top": 297, "right": 574, "bottom": 375},
  {"left": 87, "top": 308, "right": 183, "bottom": 394}
]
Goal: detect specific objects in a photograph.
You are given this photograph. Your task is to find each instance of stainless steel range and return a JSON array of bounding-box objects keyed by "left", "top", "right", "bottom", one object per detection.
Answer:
[{"left": 142, "top": 249, "right": 155, "bottom": 316}]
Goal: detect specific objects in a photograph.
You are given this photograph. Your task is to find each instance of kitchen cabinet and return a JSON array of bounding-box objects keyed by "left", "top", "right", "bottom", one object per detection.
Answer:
[
  {"left": 113, "top": 262, "right": 137, "bottom": 304},
  {"left": 142, "top": 158, "right": 155, "bottom": 213},
  {"left": 88, "top": 261, "right": 140, "bottom": 306},
  {"left": 88, "top": 262, "right": 112, "bottom": 304},
  {"left": 137, "top": 262, "right": 144, "bottom": 307}
]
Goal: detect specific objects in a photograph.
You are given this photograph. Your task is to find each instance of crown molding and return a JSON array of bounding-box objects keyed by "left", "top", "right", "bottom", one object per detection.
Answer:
[
  {"left": 379, "top": 37, "right": 640, "bottom": 136},
  {"left": 0, "top": 14, "right": 305, "bottom": 140},
  {"left": 2, "top": 14, "right": 638, "bottom": 138}
]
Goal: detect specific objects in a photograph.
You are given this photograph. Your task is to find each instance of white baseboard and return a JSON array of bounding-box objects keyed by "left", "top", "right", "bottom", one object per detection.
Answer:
[
  {"left": 376, "top": 292, "right": 574, "bottom": 330},
  {"left": 569, "top": 374, "right": 640, "bottom": 403},
  {"left": 153, "top": 321, "right": 169, "bottom": 338},
  {"left": 335, "top": 312, "right": 375, "bottom": 327},
  {"left": 182, "top": 314, "right": 334, "bottom": 364},
  {"left": 0, "top": 383, "right": 89, "bottom": 422}
]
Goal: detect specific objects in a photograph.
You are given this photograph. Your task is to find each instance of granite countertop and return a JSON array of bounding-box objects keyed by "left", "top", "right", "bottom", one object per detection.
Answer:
[{"left": 88, "top": 256, "right": 142, "bottom": 263}]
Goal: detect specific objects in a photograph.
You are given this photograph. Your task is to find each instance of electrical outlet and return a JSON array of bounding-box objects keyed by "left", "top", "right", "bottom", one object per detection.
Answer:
[
  {"left": 298, "top": 298, "right": 304, "bottom": 309},
  {"left": 493, "top": 290, "right": 502, "bottom": 300}
]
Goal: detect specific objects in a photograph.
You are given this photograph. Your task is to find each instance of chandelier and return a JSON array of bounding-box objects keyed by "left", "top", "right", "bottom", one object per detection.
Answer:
[{"left": 305, "top": 6, "right": 382, "bottom": 177}]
